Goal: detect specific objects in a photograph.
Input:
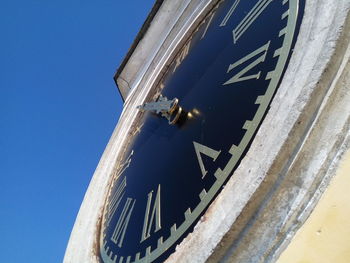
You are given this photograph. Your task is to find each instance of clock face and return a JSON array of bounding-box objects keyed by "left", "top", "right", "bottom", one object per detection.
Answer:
[{"left": 99, "top": 0, "right": 305, "bottom": 262}]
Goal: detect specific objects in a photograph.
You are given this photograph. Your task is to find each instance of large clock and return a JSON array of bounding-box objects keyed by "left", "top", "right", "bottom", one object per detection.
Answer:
[
  {"left": 99, "top": 0, "right": 304, "bottom": 262},
  {"left": 64, "top": 0, "right": 350, "bottom": 262}
]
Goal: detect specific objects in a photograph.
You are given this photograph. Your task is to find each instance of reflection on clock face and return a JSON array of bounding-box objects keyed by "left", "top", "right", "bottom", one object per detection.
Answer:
[{"left": 99, "top": 0, "right": 305, "bottom": 262}]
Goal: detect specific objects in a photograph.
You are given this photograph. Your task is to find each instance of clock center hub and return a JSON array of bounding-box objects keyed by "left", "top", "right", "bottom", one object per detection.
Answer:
[{"left": 137, "top": 95, "right": 183, "bottom": 125}]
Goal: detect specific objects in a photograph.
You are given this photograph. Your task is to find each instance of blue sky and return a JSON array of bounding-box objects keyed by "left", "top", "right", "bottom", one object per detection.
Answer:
[{"left": 0, "top": 1, "right": 154, "bottom": 262}]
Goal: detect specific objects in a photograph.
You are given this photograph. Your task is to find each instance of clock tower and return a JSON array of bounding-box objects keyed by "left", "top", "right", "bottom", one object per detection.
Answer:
[{"left": 65, "top": 0, "right": 350, "bottom": 262}]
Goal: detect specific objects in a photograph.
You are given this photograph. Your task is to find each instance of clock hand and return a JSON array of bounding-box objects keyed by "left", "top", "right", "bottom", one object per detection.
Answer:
[{"left": 137, "top": 95, "right": 183, "bottom": 125}]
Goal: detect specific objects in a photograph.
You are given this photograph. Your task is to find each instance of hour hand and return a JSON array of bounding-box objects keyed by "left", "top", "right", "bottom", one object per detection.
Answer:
[{"left": 137, "top": 95, "right": 182, "bottom": 125}]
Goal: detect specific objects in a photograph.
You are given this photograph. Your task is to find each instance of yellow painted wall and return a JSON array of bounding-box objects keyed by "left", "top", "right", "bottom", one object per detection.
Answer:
[{"left": 277, "top": 150, "right": 350, "bottom": 263}]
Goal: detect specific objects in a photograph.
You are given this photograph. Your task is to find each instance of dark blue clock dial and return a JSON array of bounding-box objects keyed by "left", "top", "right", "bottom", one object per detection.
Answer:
[{"left": 100, "top": 0, "right": 305, "bottom": 262}]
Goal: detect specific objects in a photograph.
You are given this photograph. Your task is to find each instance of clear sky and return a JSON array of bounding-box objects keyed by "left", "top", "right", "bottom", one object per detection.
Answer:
[{"left": 0, "top": 1, "right": 154, "bottom": 262}]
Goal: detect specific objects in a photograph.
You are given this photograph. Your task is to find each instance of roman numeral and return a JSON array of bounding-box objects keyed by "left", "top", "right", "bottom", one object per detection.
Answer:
[
  {"left": 106, "top": 151, "right": 134, "bottom": 225},
  {"left": 114, "top": 150, "right": 133, "bottom": 179},
  {"left": 106, "top": 177, "right": 126, "bottom": 225},
  {"left": 141, "top": 185, "right": 162, "bottom": 242},
  {"left": 111, "top": 198, "right": 136, "bottom": 248},
  {"left": 220, "top": 0, "right": 240, "bottom": 27},
  {"left": 223, "top": 41, "right": 270, "bottom": 86},
  {"left": 193, "top": 141, "right": 221, "bottom": 178},
  {"left": 201, "top": 11, "right": 216, "bottom": 39},
  {"left": 233, "top": 0, "right": 273, "bottom": 43},
  {"left": 173, "top": 40, "right": 191, "bottom": 72}
]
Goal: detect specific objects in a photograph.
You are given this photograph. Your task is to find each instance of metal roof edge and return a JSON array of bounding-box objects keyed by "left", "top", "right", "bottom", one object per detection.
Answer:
[{"left": 113, "top": 0, "right": 165, "bottom": 91}]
